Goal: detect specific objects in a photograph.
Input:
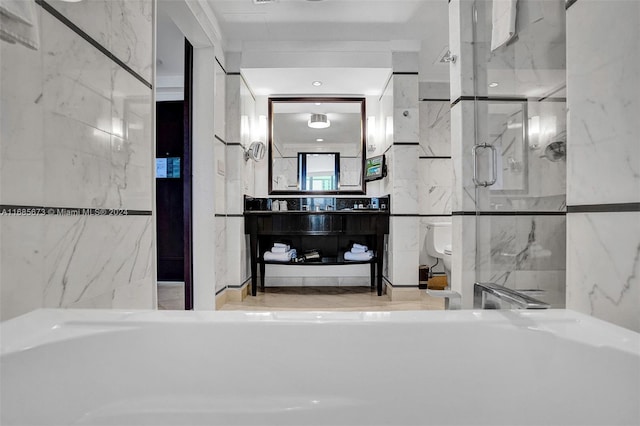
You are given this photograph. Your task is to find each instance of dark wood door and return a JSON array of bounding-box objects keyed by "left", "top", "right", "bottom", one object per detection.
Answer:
[{"left": 156, "top": 101, "right": 184, "bottom": 281}]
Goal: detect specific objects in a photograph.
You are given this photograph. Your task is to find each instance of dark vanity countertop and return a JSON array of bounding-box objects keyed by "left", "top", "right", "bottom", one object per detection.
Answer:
[{"left": 244, "top": 209, "right": 389, "bottom": 215}]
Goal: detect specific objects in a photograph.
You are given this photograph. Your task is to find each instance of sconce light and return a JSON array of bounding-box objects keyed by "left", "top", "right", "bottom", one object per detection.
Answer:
[
  {"left": 367, "top": 116, "right": 376, "bottom": 152},
  {"left": 244, "top": 141, "right": 266, "bottom": 162},
  {"left": 308, "top": 113, "right": 330, "bottom": 129}
]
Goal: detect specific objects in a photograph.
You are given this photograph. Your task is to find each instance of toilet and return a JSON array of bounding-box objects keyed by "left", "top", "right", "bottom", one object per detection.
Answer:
[{"left": 425, "top": 220, "right": 452, "bottom": 286}]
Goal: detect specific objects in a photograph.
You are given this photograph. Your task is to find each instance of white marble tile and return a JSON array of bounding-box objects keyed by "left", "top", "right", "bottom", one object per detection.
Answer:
[
  {"left": 46, "top": 0, "right": 153, "bottom": 83},
  {"left": 225, "top": 75, "right": 241, "bottom": 143},
  {"left": 476, "top": 215, "right": 566, "bottom": 274},
  {"left": 226, "top": 146, "right": 244, "bottom": 215},
  {"left": 451, "top": 214, "right": 476, "bottom": 308},
  {"left": 477, "top": 0, "right": 566, "bottom": 98},
  {"left": 450, "top": 102, "right": 478, "bottom": 212},
  {"left": 567, "top": 0, "right": 640, "bottom": 205},
  {"left": 393, "top": 74, "right": 419, "bottom": 143},
  {"left": 225, "top": 217, "right": 244, "bottom": 288},
  {"left": 109, "top": 0, "right": 153, "bottom": 82},
  {"left": 419, "top": 82, "right": 450, "bottom": 100},
  {"left": 389, "top": 217, "right": 420, "bottom": 286},
  {"left": 215, "top": 216, "right": 227, "bottom": 291},
  {"left": 42, "top": 215, "right": 153, "bottom": 309},
  {"left": 390, "top": 216, "right": 420, "bottom": 252},
  {"left": 272, "top": 158, "right": 298, "bottom": 191},
  {"left": 45, "top": 0, "right": 111, "bottom": 50},
  {"left": 567, "top": 212, "right": 640, "bottom": 332},
  {"left": 214, "top": 138, "right": 226, "bottom": 214},
  {"left": 390, "top": 146, "right": 419, "bottom": 214},
  {"left": 448, "top": 0, "right": 476, "bottom": 100},
  {"left": 419, "top": 101, "right": 451, "bottom": 157},
  {"left": 0, "top": 17, "right": 45, "bottom": 205},
  {"left": 0, "top": 216, "right": 46, "bottom": 320},
  {"left": 419, "top": 158, "right": 453, "bottom": 215},
  {"left": 340, "top": 157, "right": 363, "bottom": 190},
  {"left": 43, "top": 112, "right": 114, "bottom": 208},
  {"left": 40, "top": 11, "right": 112, "bottom": 133},
  {"left": 214, "top": 60, "right": 226, "bottom": 140}
]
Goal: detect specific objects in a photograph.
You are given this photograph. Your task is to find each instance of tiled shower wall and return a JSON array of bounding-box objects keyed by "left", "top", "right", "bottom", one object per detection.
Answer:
[
  {"left": 565, "top": 0, "right": 639, "bottom": 331},
  {"left": 0, "top": 1, "right": 155, "bottom": 320}
]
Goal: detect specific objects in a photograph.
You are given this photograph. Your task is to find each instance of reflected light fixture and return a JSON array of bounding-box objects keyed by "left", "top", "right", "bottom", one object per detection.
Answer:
[
  {"left": 312, "top": 81, "right": 322, "bottom": 87},
  {"left": 489, "top": 82, "right": 499, "bottom": 88},
  {"left": 308, "top": 113, "right": 330, "bottom": 129},
  {"left": 316, "top": 138, "right": 324, "bottom": 142}
]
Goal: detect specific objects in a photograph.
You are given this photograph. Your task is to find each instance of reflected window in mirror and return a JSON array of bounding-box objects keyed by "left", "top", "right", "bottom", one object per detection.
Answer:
[
  {"left": 299, "top": 153, "right": 339, "bottom": 191},
  {"left": 269, "top": 97, "right": 365, "bottom": 195}
]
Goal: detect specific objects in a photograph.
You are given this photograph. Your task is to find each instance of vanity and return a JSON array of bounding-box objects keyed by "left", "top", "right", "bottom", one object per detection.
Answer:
[
  {"left": 244, "top": 197, "right": 390, "bottom": 296},
  {"left": 244, "top": 97, "right": 390, "bottom": 296}
]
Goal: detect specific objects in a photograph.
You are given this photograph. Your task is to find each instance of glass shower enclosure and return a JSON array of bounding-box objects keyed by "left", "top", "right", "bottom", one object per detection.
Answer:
[{"left": 471, "top": 0, "right": 567, "bottom": 307}]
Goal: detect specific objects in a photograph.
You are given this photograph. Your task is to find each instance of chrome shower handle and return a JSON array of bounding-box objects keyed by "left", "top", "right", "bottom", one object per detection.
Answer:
[{"left": 472, "top": 142, "right": 498, "bottom": 187}]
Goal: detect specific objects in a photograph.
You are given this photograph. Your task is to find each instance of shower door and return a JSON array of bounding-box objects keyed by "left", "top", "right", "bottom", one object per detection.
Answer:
[{"left": 471, "top": 0, "right": 567, "bottom": 307}]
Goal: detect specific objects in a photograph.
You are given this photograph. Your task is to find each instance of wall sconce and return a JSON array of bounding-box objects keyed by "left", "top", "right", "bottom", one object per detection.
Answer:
[{"left": 367, "top": 116, "right": 376, "bottom": 152}]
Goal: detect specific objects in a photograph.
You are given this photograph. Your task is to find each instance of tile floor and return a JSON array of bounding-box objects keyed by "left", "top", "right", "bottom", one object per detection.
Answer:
[{"left": 158, "top": 282, "right": 444, "bottom": 311}]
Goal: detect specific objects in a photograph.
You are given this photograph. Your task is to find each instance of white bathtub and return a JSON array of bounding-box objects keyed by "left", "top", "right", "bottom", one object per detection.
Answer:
[{"left": 1, "top": 309, "right": 638, "bottom": 426}]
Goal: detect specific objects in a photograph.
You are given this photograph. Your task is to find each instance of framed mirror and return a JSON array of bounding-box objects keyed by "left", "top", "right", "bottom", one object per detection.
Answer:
[{"left": 268, "top": 97, "right": 366, "bottom": 195}]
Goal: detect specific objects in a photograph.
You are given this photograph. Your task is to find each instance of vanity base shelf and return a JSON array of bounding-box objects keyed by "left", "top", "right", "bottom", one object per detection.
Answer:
[{"left": 258, "top": 256, "right": 377, "bottom": 292}]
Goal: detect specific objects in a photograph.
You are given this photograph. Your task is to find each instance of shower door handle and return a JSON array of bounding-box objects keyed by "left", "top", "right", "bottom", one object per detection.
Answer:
[{"left": 472, "top": 143, "right": 498, "bottom": 187}]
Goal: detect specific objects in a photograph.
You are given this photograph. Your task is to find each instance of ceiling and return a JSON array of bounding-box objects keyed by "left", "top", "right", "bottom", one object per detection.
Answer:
[{"left": 203, "top": 0, "right": 450, "bottom": 95}]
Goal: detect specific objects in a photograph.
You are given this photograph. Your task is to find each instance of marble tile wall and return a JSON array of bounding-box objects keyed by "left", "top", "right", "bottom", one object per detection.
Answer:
[
  {"left": 0, "top": 1, "right": 155, "bottom": 320},
  {"left": 566, "top": 0, "right": 640, "bottom": 331},
  {"left": 385, "top": 56, "right": 421, "bottom": 292},
  {"left": 225, "top": 75, "right": 256, "bottom": 292}
]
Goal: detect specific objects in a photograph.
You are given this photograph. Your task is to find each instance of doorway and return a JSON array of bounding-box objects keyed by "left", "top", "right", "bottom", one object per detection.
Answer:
[{"left": 156, "top": 8, "right": 194, "bottom": 310}]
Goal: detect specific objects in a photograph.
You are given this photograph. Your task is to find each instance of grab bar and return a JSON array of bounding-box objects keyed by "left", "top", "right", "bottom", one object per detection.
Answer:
[
  {"left": 472, "top": 143, "right": 498, "bottom": 187},
  {"left": 473, "top": 282, "right": 550, "bottom": 310}
]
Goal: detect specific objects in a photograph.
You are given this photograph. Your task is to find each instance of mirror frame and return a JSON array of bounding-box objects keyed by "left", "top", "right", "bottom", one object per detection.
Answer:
[{"left": 268, "top": 97, "right": 366, "bottom": 195}]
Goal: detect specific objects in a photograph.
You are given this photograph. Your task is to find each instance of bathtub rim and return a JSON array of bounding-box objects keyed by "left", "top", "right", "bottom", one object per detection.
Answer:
[{"left": 1, "top": 308, "right": 638, "bottom": 357}]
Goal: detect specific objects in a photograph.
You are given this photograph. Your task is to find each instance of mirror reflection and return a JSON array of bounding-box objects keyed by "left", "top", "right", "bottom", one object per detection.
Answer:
[
  {"left": 269, "top": 98, "right": 365, "bottom": 194},
  {"left": 299, "top": 153, "right": 339, "bottom": 191}
]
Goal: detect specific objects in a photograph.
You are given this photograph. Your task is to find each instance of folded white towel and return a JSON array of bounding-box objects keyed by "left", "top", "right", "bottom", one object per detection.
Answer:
[
  {"left": 0, "top": 0, "right": 39, "bottom": 50},
  {"left": 273, "top": 242, "right": 289, "bottom": 248},
  {"left": 344, "top": 250, "right": 374, "bottom": 261},
  {"left": 271, "top": 245, "right": 290, "bottom": 253},
  {"left": 491, "top": 0, "right": 517, "bottom": 51},
  {"left": 352, "top": 243, "right": 368, "bottom": 251},
  {"left": 264, "top": 249, "right": 297, "bottom": 262}
]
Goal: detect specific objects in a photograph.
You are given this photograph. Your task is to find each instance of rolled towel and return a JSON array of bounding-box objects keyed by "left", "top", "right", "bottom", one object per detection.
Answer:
[
  {"left": 264, "top": 249, "right": 297, "bottom": 262},
  {"left": 273, "top": 242, "right": 289, "bottom": 248},
  {"left": 344, "top": 250, "right": 374, "bottom": 261},
  {"left": 352, "top": 243, "right": 368, "bottom": 252},
  {"left": 271, "top": 245, "right": 290, "bottom": 253}
]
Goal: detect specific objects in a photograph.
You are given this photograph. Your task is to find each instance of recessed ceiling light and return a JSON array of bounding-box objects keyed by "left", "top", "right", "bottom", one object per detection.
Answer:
[
  {"left": 315, "top": 102, "right": 321, "bottom": 105},
  {"left": 489, "top": 82, "right": 499, "bottom": 87},
  {"left": 312, "top": 81, "right": 322, "bottom": 87},
  {"left": 316, "top": 138, "right": 324, "bottom": 142}
]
